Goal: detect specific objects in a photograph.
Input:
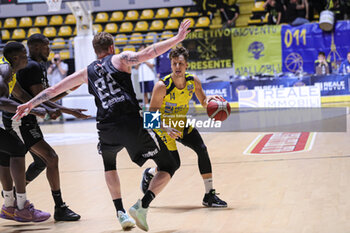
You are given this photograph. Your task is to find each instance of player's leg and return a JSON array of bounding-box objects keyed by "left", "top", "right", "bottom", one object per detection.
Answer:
[
  {"left": 178, "top": 127, "right": 227, "bottom": 207},
  {"left": 127, "top": 127, "right": 179, "bottom": 231},
  {"left": 29, "top": 139, "right": 80, "bottom": 221},
  {"left": 0, "top": 128, "right": 50, "bottom": 222},
  {"left": 25, "top": 151, "right": 46, "bottom": 184},
  {"left": 97, "top": 125, "right": 135, "bottom": 230},
  {"left": 140, "top": 130, "right": 178, "bottom": 193}
]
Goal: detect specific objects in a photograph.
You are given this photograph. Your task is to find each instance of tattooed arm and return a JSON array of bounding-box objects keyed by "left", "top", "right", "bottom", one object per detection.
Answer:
[
  {"left": 113, "top": 19, "right": 191, "bottom": 73},
  {"left": 13, "top": 68, "right": 88, "bottom": 121}
]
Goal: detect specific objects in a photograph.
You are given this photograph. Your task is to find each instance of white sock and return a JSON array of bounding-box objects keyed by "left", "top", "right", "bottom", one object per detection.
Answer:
[
  {"left": 16, "top": 193, "right": 27, "bottom": 210},
  {"left": 3, "top": 190, "right": 15, "bottom": 207},
  {"left": 203, "top": 178, "right": 213, "bottom": 194},
  {"left": 149, "top": 167, "right": 157, "bottom": 176}
]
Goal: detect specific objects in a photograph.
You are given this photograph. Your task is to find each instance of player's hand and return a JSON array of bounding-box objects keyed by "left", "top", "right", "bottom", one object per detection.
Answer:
[
  {"left": 12, "top": 102, "right": 34, "bottom": 121},
  {"left": 206, "top": 95, "right": 225, "bottom": 104},
  {"left": 67, "top": 108, "right": 91, "bottom": 119},
  {"left": 165, "top": 127, "right": 181, "bottom": 139},
  {"left": 47, "top": 108, "right": 61, "bottom": 120},
  {"left": 176, "top": 19, "right": 192, "bottom": 42}
]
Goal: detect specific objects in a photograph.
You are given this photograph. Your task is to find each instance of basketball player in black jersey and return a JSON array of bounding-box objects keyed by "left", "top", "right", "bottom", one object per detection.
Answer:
[
  {"left": 3, "top": 34, "right": 89, "bottom": 221},
  {"left": 14, "top": 20, "right": 192, "bottom": 231},
  {"left": 0, "top": 42, "right": 51, "bottom": 222}
]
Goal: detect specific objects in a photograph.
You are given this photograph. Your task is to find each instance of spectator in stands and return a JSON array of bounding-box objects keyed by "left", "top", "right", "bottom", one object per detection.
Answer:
[
  {"left": 220, "top": 0, "right": 240, "bottom": 27},
  {"left": 284, "top": 0, "right": 310, "bottom": 25},
  {"left": 135, "top": 44, "right": 156, "bottom": 105},
  {"left": 315, "top": 51, "right": 332, "bottom": 75},
  {"left": 156, "top": 49, "right": 172, "bottom": 80},
  {"left": 329, "top": 0, "right": 344, "bottom": 20},
  {"left": 263, "top": 0, "right": 284, "bottom": 25},
  {"left": 339, "top": 52, "right": 350, "bottom": 74},
  {"left": 308, "top": 0, "right": 327, "bottom": 21},
  {"left": 47, "top": 53, "right": 68, "bottom": 88}
]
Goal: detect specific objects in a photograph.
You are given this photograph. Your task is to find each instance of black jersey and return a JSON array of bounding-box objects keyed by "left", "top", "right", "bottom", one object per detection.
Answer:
[
  {"left": 3, "top": 58, "right": 49, "bottom": 127},
  {"left": 87, "top": 55, "right": 141, "bottom": 123}
]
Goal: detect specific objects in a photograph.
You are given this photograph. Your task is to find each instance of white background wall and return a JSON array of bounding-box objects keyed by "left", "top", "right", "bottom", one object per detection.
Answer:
[{"left": 0, "top": 0, "right": 193, "bottom": 18}]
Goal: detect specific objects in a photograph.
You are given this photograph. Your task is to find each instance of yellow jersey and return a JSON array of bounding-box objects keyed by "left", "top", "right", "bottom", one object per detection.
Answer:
[
  {"left": 0, "top": 57, "right": 16, "bottom": 95},
  {"left": 154, "top": 72, "right": 196, "bottom": 151}
]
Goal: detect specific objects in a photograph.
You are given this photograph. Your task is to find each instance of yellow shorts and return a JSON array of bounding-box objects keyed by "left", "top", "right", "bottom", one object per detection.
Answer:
[{"left": 154, "top": 126, "right": 193, "bottom": 151}]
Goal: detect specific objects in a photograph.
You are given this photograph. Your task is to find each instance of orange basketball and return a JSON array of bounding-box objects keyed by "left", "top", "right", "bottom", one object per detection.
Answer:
[{"left": 206, "top": 97, "right": 231, "bottom": 121}]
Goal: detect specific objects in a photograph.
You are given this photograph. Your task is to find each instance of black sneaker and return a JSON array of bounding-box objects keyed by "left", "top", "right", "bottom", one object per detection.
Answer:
[
  {"left": 140, "top": 168, "right": 154, "bottom": 194},
  {"left": 54, "top": 203, "right": 81, "bottom": 221},
  {"left": 202, "top": 189, "right": 227, "bottom": 208}
]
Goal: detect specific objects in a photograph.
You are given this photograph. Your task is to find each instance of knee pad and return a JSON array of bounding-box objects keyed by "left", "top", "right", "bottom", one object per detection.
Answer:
[
  {"left": 0, "top": 155, "right": 10, "bottom": 167},
  {"left": 101, "top": 150, "right": 117, "bottom": 171}
]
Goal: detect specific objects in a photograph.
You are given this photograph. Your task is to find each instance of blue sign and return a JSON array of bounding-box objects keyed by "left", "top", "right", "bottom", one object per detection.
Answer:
[
  {"left": 281, "top": 21, "right": 350, "bottom": 74},
  {"left": 311, "top": 74, "right": 350, "bottom": 96},
  {"left": 143, "top": 111, "right": 161, "bottom": 129},
  {"left": 194, "top": 81, "right": 233, "bottom": 103}
]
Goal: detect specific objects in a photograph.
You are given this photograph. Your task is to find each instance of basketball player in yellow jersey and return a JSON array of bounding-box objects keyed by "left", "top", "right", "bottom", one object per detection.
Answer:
[{"left": 141, "top": 46, "right": 227, "bottom": 207}]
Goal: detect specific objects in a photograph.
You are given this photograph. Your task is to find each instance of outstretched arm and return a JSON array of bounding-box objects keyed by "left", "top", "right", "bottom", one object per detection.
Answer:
[
  {"left": 13, "top": 68, "right": 88, "bottom": 121},
  {"left": 114, "top": 20, "right": 191, "bottom": 72}
]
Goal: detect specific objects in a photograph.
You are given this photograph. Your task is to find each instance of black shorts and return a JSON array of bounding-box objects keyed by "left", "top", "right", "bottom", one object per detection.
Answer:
[
  {"left": 2, "top": 112, "right": 43, "bottom": 149},
  {"left": 0, "top": 127, "right": 27, "bottom": 167},
  {"left": 97, "top": 114, "right": 171, "bottom": 167}
]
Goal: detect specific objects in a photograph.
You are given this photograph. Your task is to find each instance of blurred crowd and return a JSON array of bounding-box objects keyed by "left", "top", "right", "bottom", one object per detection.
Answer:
[{"left": 264, "top": 0, "right": 350, "bottom": 26}]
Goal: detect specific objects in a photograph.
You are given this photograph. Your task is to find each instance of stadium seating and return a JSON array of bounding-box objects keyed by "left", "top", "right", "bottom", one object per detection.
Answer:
[
  {"left": 140, "top": 9, "right": 154, "bottom": 20},
  {"left": 150, "top": 20, "right": 164, "bottom": 31},
  {"left": 58, "top": 26, "right": 72, "bottom": 37},
  {"left": 129, "top": 33, "right": 143, "bottom": 44},
  {"left": 1, "top": 30, "right": 10, "bottom": 40},
  {"left": 93, "top": 24, "right": 103, "bottom": 33},
  {"left": 104, "top": 23, "right": 118, "bottom": 34},
  {"left": 48, "top": 52, "right": 55, "bottom": 62},
  {"left": 43, "top": 27, "right": 57, "bottom": 38},
  {"left": 4, "top": 18, "right": 17, "bottom": 28},
  {"left": 183, "top": 17, "right": 195, "bottom": 27},
  {"left": 252, "top": 1, "right": 265, "bottom": 12},
  {"left": 134, "top": 21, "right": 149, "bottom": 32},
  {"left": 115, "top": 34, "right": 127, "bottom": 45},
  {"left": 170, "top": 7, "right": 184, "bottom": 17},
  {"left": 68, "top": 37, "right": 74, "bottom": 48},
  {"left": 0, "top": 21, "right": 2, "bottom": 28},
  {"left": 125, "top": 10, "right": 139, "bottom": 20},
  {"left": 95, "top": 12, "right": 109, "bottom": 23},
  {"left": 115, "top": 47, "right": 120, "bottom": 54},
  {"left": 59, "top": 50, "right": 70, "bottom": 60},
  {"left": 27, "top": 27, "right": 41, "bottom": 37},
  {"left": 34, "top": 16, "right": 48, "bottom": 26},
  {"left": 210, "top": 15, "right": 222, "bottom": 29},
  {"left": 161, "top": 31, "right": 174, "bottom": 40},
  {"left": 73, "top": 27, "right": 77, "bottom": 36},
  {"left": 165, "top": 19, "right": 179, "bottom": 30},
  {"left": 19, "top": 17, "right": 32, "bottom": 27},
  {"left": 50, "top": 15, "right": 63, "bottom": 25},
  {"left": 144, "top": 32, "right": 158, "bottom": 43},
  {"left": 64, "top": 14, "right": 76, "bottom": 25},
  {"left": 110, "top": 11, "right": 124, "bottom": 21},
  {"left": 155, "top": 8, "right": 169, "bottom": 18},
  {"left": 51, "top": 37, "right": 66, "bottom": 49},
  {"left": 119, "top": 22, "right": 133, "bottom": 33},
  {"left": 12, "top": 29, "right": 26, "bottom": 40},
  {"left": 195, "top": 16, "right": 210, "bottom": 27},
  {"left": 123, "top": 45, "right": 136, "bottom": 52}
]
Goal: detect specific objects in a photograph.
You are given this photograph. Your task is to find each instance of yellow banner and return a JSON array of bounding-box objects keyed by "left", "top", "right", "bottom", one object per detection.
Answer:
[{"left": 232, "top": 25, "right": 282, "bottom": 75}]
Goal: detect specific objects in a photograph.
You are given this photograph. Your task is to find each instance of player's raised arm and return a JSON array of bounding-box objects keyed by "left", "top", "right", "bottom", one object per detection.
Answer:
[
  {"left": 115, "top": 19, "right": 191, "bottom": 69},
  {"left": 13, "top": 68, "right": 88, "bottom": 121}
]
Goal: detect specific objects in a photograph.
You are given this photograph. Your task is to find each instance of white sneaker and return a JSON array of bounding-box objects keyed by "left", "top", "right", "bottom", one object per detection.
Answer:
[
  {"left": 129, "top": 199, "right": 149, "bottom": 231},
  {"left": 117, "top": 210, "right": 135, "bottom": 230}
]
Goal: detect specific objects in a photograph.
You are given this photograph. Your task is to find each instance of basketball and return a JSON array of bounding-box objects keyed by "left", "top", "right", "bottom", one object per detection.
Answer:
[{"left": 207, "top": 97, "right": 231, "bottom": 121}]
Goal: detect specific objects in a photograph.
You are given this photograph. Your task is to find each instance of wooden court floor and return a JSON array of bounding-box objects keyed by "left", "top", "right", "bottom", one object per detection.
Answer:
[{"left": 0, "top": 116, "right": 350, "bottom": 233}]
